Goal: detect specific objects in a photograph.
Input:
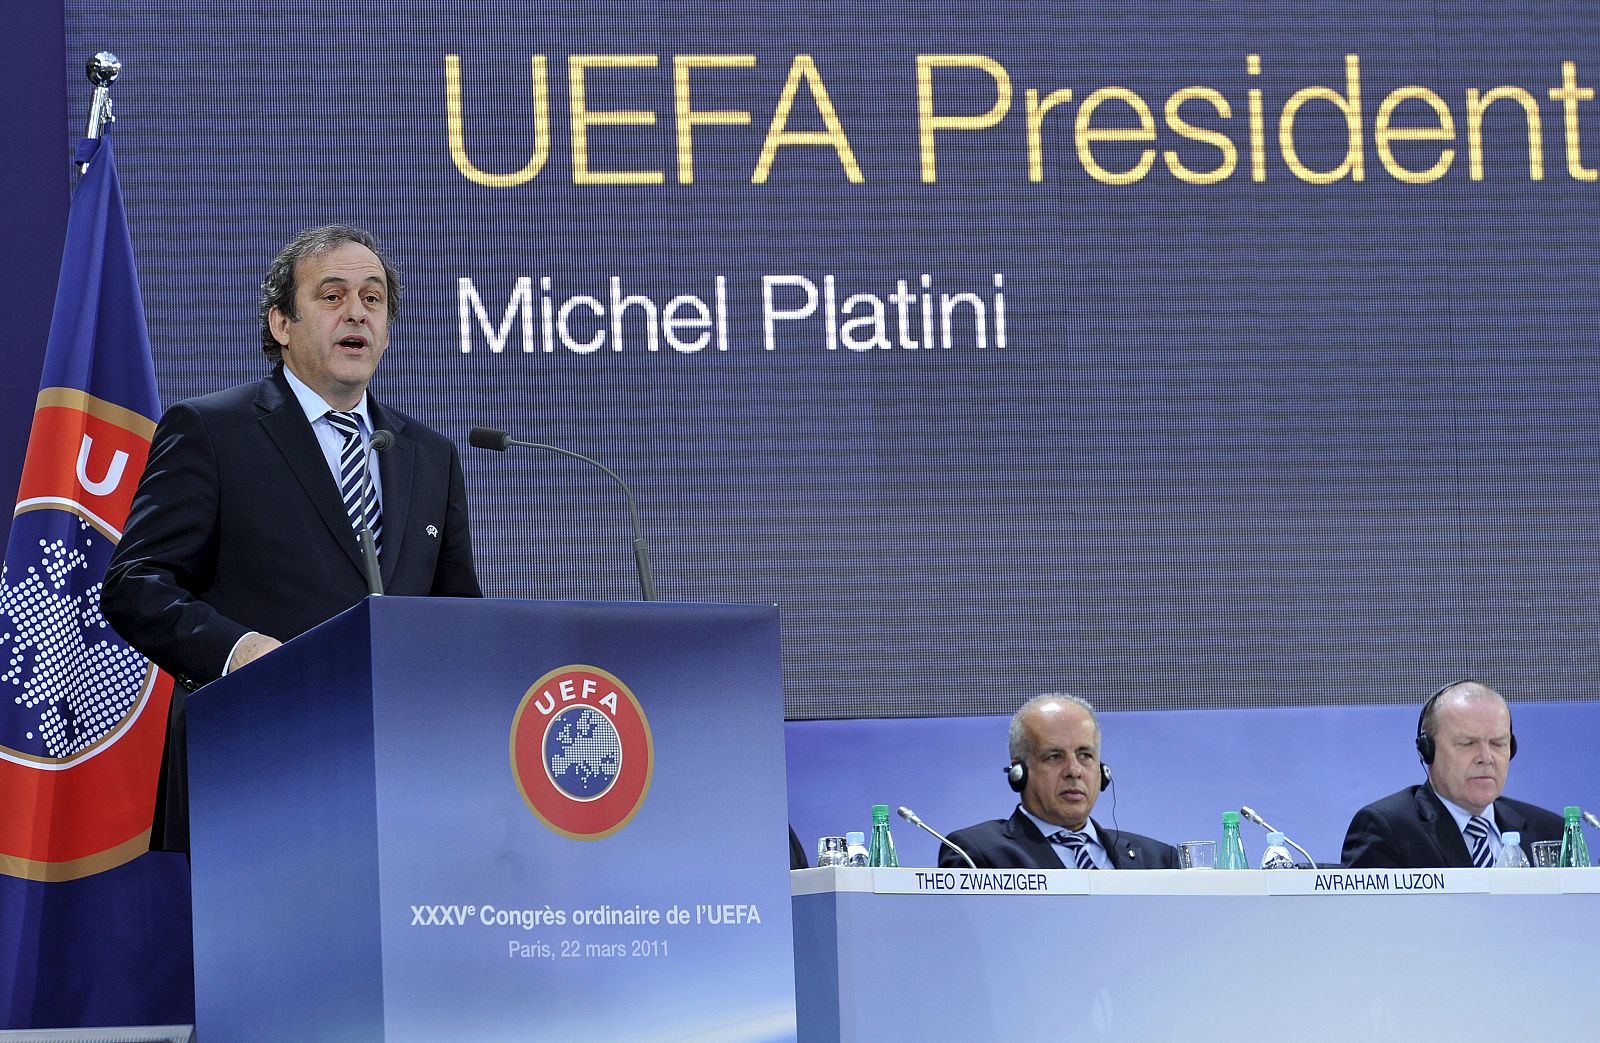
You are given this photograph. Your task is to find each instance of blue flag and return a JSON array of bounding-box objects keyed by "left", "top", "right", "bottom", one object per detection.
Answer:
[{"left": 0, "top": 133, "right": 193, "bottom": 1028}]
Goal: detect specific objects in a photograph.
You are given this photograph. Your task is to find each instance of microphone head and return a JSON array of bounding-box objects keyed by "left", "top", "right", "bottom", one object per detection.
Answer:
[
  {"left": 468, "top": 426, "right": 511, "bottom": 452},
  {"left": 1239, "top": 806, "right": 1266, "bottom": 827},
  {"left": 896, "top": 806, "right": 918, "bottom": 825},
  {"left": 369, "top": 429, "right": 395, "bottom": 452}
]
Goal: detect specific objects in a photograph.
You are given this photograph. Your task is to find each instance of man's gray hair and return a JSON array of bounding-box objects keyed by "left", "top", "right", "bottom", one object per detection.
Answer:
[
  {"left": 258, "top": 224, "right": 402, "bottom": 363},
  {"left": 1008, "top": 692, "right": 1099, "bottom": 762}
]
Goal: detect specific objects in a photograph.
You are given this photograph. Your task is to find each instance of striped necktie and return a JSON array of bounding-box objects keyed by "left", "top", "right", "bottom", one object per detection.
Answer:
[
  {"left": 1463, "top": 815, "right": 1495, "bottom": 868},
  {"left": 324, "top": 410, "right": 381, "bottom": 553},
  {"left": 1050, "top": 830, "right": 1099, "bottom": 869}
]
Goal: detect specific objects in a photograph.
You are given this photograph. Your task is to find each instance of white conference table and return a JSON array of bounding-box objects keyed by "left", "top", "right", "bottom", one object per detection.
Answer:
[{"left": 791, "top": 866, "right": 1600, "bottom": 1042}]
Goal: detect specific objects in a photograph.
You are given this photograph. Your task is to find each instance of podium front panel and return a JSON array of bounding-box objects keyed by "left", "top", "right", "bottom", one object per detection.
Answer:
[{"left": 190, "top": 597, "right": 796, "bottom": 1042}]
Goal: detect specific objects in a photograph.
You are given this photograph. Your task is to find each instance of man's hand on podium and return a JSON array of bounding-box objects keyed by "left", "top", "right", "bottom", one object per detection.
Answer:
[{"left": 229, "top": 632, "right": 283, "bottom": 674}]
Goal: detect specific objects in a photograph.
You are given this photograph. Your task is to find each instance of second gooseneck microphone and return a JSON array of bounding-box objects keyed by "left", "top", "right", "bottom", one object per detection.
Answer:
[
  {"left": 897, "top": 805, "right": 978, "bottom": 870},
  {"left": 468, "top": 426, "right": 657, "bottom": 601},
  {"left": 1239, "top": 805, "right": 1316, "bottom": 867}
]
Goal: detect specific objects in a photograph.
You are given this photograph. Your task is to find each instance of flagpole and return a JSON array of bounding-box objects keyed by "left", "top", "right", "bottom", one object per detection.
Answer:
[{"left": 78, "top": 50, "right": 120, "bottom": 170}]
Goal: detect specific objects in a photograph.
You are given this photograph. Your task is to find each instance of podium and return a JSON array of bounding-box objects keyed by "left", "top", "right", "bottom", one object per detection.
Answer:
[{"left": 186, "top": 597, "right": 796, "bottom": 1042}]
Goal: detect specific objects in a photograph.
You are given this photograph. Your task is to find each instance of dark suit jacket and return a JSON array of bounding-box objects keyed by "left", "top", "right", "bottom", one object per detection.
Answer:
[
  {"left": 103, "top": 366, "right": 481, "bottom": 850},
  {"left": 789, "top": 826, "right": 809, "bottom": 870},
  {"left": 940, "top": 807, "right": 1178, "bottom": 870},
  {"left": 1341, "top": 784, "right": 1563, "bottom": 869}
]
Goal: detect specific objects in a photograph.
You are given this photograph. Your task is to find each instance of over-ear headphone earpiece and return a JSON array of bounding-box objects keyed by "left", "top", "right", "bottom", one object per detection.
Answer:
[
  {"left": 1004, "top": 760, "right": 1113, "bottom": 792},
  {"left": 1414, "top": 684, "right": 1447, "bottom": 765},
  {"left": 1415, "top": 679, "right": 1517, "bottom": 766}
]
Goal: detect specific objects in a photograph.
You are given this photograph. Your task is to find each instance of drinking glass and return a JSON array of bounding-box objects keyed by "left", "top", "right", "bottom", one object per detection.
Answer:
[
  {"left": 816, "top": 836, "right": 849, "bottom": 867},
  {"left": 1179, "top": 840, "right": 1217, "bottom": 869},
  {"left": 1531, "top": 840, "right": 1562, "bottom": 868}
]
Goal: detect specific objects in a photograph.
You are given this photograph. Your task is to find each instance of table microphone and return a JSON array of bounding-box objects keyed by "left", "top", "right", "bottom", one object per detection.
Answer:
[
  {"left": 1585, "top": 811, "right": 1600, "bottom": 831},
  {"left": 897, "top": 806, "right": 977, "bottom": 869},
  {"left": 357, "top": 429, "right": 395, "bottom": 597},
  {"left": 469, "top": 426, "right": 656, "bottom": 600},
  {"left": 1239, "top": 805, "right": 1316, "bottom": 867}
]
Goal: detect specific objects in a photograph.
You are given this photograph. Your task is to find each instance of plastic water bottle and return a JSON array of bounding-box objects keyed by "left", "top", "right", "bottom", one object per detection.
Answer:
[
  {"left": 1559, "top": 806, "right": 1591, "bottom": 868},
  {"left": 1495, "top": 831, "right": 1530, "bottom": 868},
  {"left": 1219, "top": 811, "right": 1249, "bottom": 870},
  {"left": 867, "top": 804, "right": 899, "bottom": 868},
  {"left": 844, "top": 830, "right": 869, "bottom": 867},
  {"left": 1259, "top": 831, "right": 1295, "bottom": 869}
]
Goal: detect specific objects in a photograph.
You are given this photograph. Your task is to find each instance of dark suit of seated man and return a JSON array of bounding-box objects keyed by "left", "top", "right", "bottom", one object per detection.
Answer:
[
  {"left": 1342, "top": 680, "right": 1562, "bottom": 869},
  {"left": 939, "top": 693, "right": 1177, "bottom": 870}
]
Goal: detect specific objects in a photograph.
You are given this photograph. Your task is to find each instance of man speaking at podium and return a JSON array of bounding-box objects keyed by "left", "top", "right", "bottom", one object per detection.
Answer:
[
  {"left": 104, "top": 224, "right": 481, "bottom": 852},
  {"left": 940, "top": 694, "right": 1178, "bottom": 870}
]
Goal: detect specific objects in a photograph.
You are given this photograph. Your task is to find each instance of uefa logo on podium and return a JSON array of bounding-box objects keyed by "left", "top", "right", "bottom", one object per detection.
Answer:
[{"left": 509, "top": 664, "right": 654, "bottom": 840}]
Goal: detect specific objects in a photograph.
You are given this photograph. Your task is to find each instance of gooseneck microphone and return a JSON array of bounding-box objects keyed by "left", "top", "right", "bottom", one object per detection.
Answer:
[
  {"left": 1239, "top": 805, "right": 1316, "bottom": 867},
  {"left": 468, "top": 426, "right": 657, "bottom": 601},
  {"left": 897, "top": 806, "right": 977, "bottom": 870},
  {"left": 1585, "top": 811, "right": 1600, "bottom": 832},
  {"left": 358, "top": 429, "right": 395, "bottom": 597}
]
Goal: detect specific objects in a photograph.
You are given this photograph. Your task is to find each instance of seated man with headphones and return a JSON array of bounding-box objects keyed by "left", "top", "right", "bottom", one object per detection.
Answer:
[
  {"left": 1341, "top": 679, "right": 1563, "bottom": 868},
  {"left": 938, "top": 693, "right": 1178, "bottom": 869}
]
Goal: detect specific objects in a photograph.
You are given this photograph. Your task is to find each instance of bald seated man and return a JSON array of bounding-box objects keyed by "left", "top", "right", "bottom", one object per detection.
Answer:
[{"left": 1341, "top": 681, "right": 1562, "bottom": 868}]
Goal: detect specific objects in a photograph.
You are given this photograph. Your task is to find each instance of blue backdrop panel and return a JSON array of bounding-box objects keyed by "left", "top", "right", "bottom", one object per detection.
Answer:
[
  {"left": 785, "top": 701, "right": 1600, "bottom": 867},
  {"left": 0, "top": 0, "right": 66, "bottom": 524},
  {"left": 58, "top": 2, "right": 1600, "bottom": 719},
  {"left": 188, "top": 597, "right": 794, "bottom": 1043}
]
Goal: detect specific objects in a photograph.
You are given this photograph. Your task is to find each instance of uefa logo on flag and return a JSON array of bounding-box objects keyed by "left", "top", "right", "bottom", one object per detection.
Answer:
[
  {"left": 509, "top": 665, "right": 654, "bottom": 840},
  {"left": 1, "top": 390, "right": 173, "bottom": 880}
]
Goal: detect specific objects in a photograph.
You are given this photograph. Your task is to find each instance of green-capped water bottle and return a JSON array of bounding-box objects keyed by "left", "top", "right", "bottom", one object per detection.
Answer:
[
  {"left": 1558, "top": 806, "right": 1591, "bottom": 868},
  {"left": 867, "top": 804, "right": 899, "bottom": 867},
  {"left": 1219, "top": 810, "right": 1249, "bottom": 869}
]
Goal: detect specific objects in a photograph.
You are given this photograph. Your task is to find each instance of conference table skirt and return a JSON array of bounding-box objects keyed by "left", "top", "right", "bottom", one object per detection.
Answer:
[{"left": 791, "top": 866, "right": 1600, "bottom": 1042}]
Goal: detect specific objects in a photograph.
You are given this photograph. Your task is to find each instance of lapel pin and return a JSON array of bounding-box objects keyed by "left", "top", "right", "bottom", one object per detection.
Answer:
[{"left": 426, "top": 524, "right": 439, "bottom": 538}]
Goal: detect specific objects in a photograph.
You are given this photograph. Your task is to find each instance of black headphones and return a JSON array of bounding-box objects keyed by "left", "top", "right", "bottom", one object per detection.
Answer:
[
  {"left": 1415, "top": 679, "right": 1517, "bottom": 765},
  {"left": 1005, "top": 759, "right": 1113, "bottom": 793}
]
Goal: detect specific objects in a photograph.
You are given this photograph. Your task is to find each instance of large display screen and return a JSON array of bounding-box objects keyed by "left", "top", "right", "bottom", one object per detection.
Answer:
[{"left": 64, "top": 2, "right": 1600, "bottom": 718}]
